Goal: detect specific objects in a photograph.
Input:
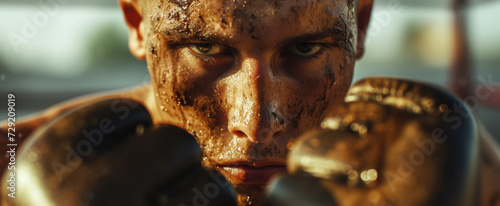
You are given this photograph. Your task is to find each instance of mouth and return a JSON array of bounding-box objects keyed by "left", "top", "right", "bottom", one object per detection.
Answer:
[{"left": 217, "top": 161, "right": 287, "bottom": 185}]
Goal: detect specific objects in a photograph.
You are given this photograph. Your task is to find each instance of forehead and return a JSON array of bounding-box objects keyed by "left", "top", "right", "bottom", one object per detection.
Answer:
[{"left": 145, "top": 0, "right": 354, "bottom": 45}]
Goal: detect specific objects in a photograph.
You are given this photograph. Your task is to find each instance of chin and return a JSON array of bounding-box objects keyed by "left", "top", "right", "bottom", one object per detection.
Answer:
[{"left": 232, "top": 182, "right": 268, "bottom": 206}]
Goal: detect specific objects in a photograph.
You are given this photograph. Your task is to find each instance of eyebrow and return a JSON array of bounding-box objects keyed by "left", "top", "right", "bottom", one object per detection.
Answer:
[
  {"left": 162, "top": 29, "right": 238, "bottom": 46},
  {"left": 282, "top": 26, "right": 347, "bottom": 45},
  {"left": 162, "top": 19, "right": 348, "bottom": 47}
]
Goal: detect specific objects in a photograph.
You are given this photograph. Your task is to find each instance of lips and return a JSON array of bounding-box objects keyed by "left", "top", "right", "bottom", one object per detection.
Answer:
[{"left": 218, "top": 162, "right": 287, "bottom": 185}]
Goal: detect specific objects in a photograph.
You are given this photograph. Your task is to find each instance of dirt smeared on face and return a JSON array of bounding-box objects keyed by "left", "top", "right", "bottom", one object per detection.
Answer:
[{"left": 142, "top": 0, "right": 356, "bottom": 205}]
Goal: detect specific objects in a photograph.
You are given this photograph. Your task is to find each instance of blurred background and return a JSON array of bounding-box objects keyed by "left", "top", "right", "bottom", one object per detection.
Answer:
[{"left": 0, "top": 0, "right": 499, "bottom": 142}]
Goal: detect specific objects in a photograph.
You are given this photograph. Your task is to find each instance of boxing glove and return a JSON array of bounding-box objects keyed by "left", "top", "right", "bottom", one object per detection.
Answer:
[
  {"left": 267, "top": 77, "right": 479, "bottom": 206},
  {"left": 1, "top": 98, "right": 237, "bottom": 206}
]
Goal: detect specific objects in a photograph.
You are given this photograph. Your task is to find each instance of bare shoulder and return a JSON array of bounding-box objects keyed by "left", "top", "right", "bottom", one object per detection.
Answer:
[{"left": 0, "top": 83, "right": 156, "bottom": 143}]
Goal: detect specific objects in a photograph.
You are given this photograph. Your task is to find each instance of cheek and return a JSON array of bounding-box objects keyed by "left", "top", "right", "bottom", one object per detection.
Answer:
[
  {"left": 146, "top": 40, "right": 228, "bottom": 149},
  {"left": 145, "top": 41, "right": 197, "bottom": 123},
  {"left": 285, "top": 51, "right": 353, "bottom": 131}
]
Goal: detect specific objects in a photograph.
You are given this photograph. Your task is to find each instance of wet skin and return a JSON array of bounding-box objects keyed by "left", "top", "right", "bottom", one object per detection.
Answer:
[
  {"left": 1, "top": 0, "right": 499, "bottom": 205},
  {"left": 136, "top": 0, "right": 357, "bottom": 204}
]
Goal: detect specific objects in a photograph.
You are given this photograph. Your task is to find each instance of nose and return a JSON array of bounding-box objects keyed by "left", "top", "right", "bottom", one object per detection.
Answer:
[{"left": 227, "top": 56, "right": 286, "bottom": 143}]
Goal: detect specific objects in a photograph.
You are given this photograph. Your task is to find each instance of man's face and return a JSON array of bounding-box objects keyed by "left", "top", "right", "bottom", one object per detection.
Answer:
[{"left": 142, "top": 0, "right": 356, "bottom": 203}]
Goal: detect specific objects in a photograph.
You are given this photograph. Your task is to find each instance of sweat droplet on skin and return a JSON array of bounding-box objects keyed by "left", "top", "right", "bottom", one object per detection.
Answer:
[{"left": 144, "top": 1, "right": 357, "bottom": 205}]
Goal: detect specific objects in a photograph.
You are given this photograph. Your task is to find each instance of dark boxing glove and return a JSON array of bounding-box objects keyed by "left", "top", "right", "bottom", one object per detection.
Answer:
[
  {"left": 1, "top": 98, "right": 236, "bottom": 206},
  {"left": 266, "top": 77, "right": 479, "bottom": 206}
]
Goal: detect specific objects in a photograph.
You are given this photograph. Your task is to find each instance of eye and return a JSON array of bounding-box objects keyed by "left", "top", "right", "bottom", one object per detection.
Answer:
[
  {"left": 188, "top": 43, "right": 227, "bottom": 56},
  {"left": 284, "top": 43, "right": 323, "bottom": 56}
]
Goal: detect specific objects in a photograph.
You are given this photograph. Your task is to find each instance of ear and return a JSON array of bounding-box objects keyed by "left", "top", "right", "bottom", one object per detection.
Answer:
[
  {"left": 119, "top": 0, "right": 146, "bottom": 59},
  {"left": 356, "top": 0, "right": 374, "bottom": 59}
]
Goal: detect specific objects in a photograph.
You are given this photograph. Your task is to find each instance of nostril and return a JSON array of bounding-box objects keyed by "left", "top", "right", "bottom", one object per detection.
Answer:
[
  {"left": 272, "top": 130, "right": 285, "bottom": 139},
  {"left": 232, "top": 130, "right": 247, "bottom": 138}
]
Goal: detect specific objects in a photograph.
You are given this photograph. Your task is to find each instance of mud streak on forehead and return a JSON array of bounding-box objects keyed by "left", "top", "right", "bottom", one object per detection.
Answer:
[{"left": 144, "top": 0, "right": 355, "bottom": 47}]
